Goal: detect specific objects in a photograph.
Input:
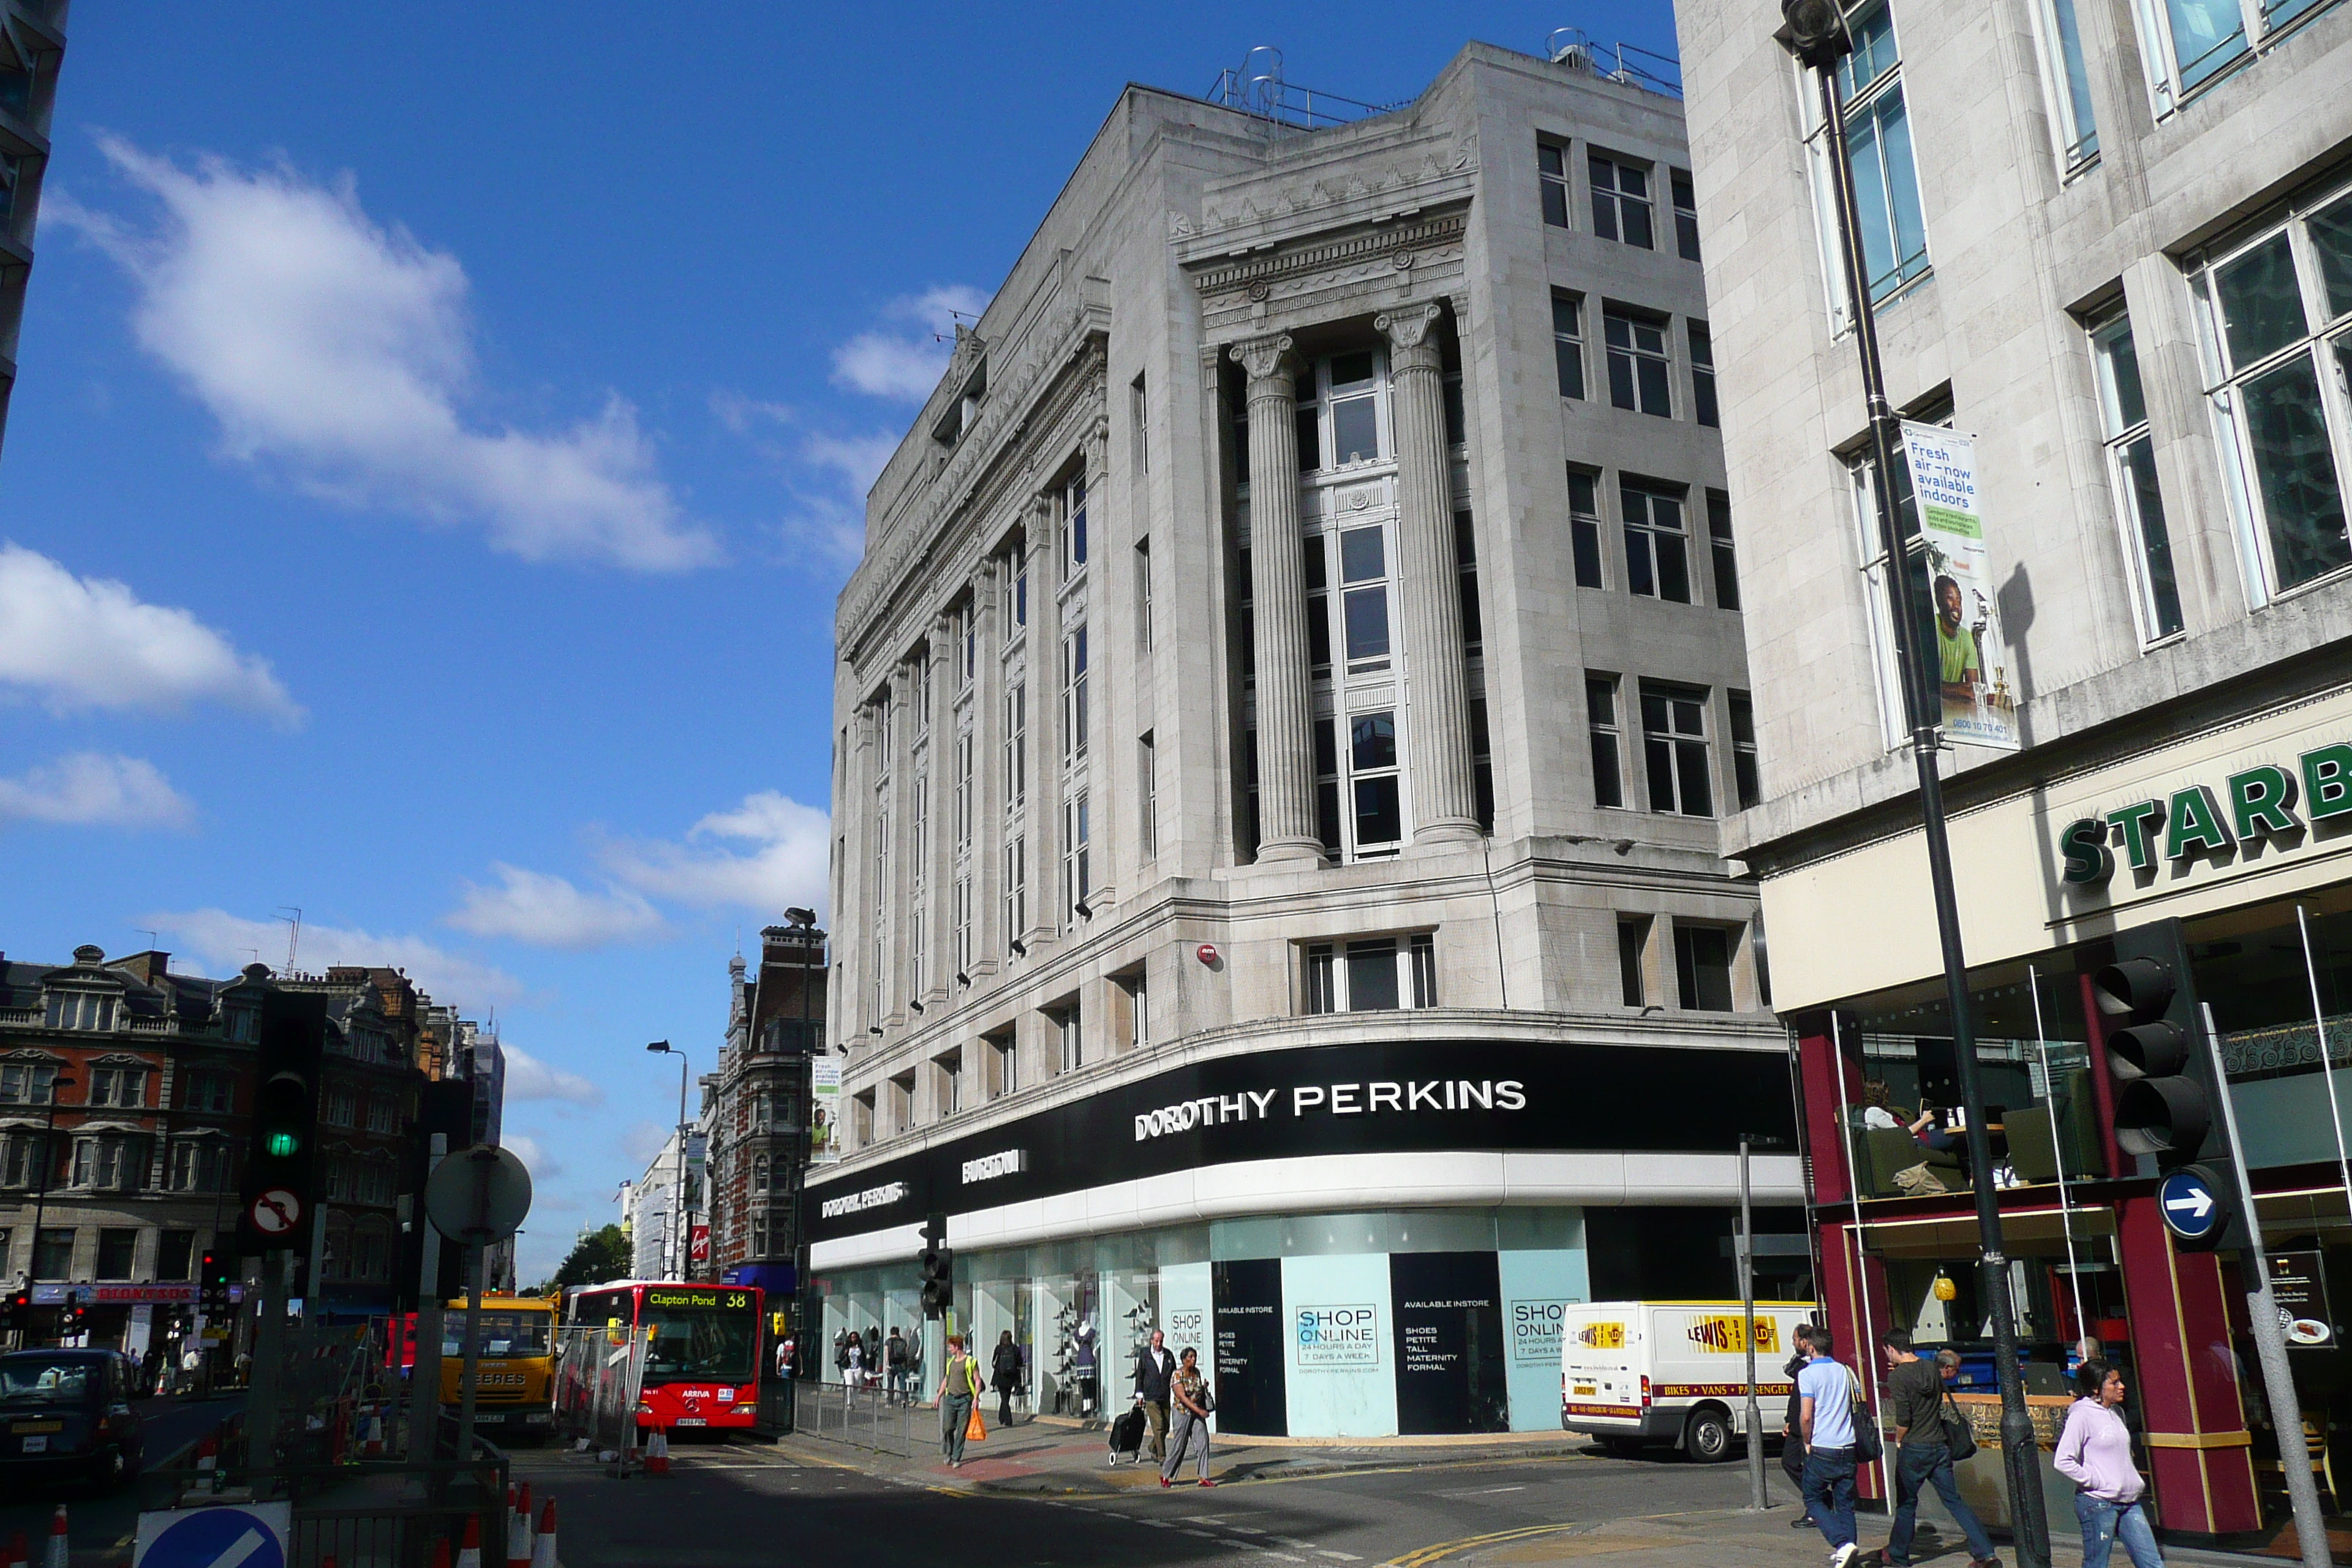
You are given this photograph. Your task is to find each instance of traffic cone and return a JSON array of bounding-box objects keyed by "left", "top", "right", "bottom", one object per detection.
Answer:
[
  {"left": 8, "top": 1529, "right": 27, "bottom": 1568},
  {"left": 429, "top": 1540, "right": 451, "bottom": 1568},
  {"left": 455, "top": 1514, "right": 482, "bottom": 1568},
  {"left": 43, "top": 1506, "right": 66, "bottom": 1568},
  {"left": 505, "top": 1496, "right": 530, "bottom": 1568},
  {"left": 529, "top": 1499, "right": 557, "bottom": 1568},
  {"left": 644, "top": 1427, "right": 670, "bottom": 1475}
]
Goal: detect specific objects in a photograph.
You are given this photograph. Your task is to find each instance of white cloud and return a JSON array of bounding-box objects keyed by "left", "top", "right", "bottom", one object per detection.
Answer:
[
  {"left": 500, "top": 1044, "right": 605, "bottom": 1107},
  {"left": 151, "top": 907, "right": 524, "bottom": 1010},
  {"left": 829, "top": 284, "right": 988, "bottom": 402},
  {"left": 707, "top": 389, "right": 794, "bottom": 435},
  {"left": 500, "top": 1131, "right": 565, "bottom": 1182},
  {"left": 621, "top": 1120, "right": 671, "bottom": 1169},
  {"left": 0, "top": 753, "right": 195, "bottom": 830},
  {"left": 0, "top": 543, "right": 302, "bottom": 722},
  {"left": 802, "top": 431, "right": 898, "bottom": 497},
  {"left": 599, "top": 791, "right": 829, "bottom": 913},
  {"left": 445, "top": 864, "right": 665, "bottom": 949},
  {"left": 62, "top": 140, "right": 719, "bottom": 573}
]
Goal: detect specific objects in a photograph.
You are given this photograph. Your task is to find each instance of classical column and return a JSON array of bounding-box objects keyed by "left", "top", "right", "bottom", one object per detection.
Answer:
[
  {"left": 927, "top": 614, "right": 958, "bottom": 1003},
  {"left": 1378, "top": 301, "right": 1480, "bottom": 844},
  {"left": 969, "top": 557, "right": 1003, "bottom": 980},
  {"left": 1229, "top": 332, "right": 1322, "bottom": 864}
]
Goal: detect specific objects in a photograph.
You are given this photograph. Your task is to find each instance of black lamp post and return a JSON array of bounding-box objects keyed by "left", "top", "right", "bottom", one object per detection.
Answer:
[
  {"left": 1778, "top": 4, "right": 2050, "bottom": 1564},
  {"left": 24, "top": 1073, "right": 76, "bottom": 1308},
  {"left": 646, "top": 1041, "right": 690, "bottom": 1278}
]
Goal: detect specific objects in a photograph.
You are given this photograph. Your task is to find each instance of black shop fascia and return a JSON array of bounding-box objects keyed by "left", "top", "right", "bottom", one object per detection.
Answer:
[{"left": 804, "top": 1036, "right": 1790, "bottom": 1243}]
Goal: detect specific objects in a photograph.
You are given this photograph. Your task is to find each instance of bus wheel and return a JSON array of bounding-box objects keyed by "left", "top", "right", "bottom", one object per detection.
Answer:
[{"left": 1683, "top": 1408, "right": 1735, "bottom": 1463}]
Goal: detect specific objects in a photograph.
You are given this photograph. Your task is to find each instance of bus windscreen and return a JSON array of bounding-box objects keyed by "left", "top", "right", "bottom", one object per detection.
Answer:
[
  {"left": 442, "top": 1311, "right": 552, "bottom": 1359},
  {"left": 643, "top": 1305, "right": 755, "bottom": 1383}
]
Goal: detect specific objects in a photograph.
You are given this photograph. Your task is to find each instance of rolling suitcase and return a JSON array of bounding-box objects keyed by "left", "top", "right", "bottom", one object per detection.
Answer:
[{"left": 1109, "top": 1405, "right": 1147, "bottom": 1465}]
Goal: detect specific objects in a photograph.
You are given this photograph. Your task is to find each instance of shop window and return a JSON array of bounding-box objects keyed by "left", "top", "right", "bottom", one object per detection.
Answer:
[
  {"left": 1674, "top": 924, "right": 1737, "bottom": 1011},
  {"left": 2189, "top": 180, "right": 2352, "bottom": 603},
  {"left": 1302, "top": 935, "right": 1437, "bottom": 1014}
]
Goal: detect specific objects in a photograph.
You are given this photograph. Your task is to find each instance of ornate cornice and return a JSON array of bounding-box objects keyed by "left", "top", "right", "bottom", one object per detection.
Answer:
[
  {"left": 1188, "top": 212, "right": 1466, "bottom": 300},
  {"left": 1170, "top": 135, "right": 1479, "bottom": 247}
]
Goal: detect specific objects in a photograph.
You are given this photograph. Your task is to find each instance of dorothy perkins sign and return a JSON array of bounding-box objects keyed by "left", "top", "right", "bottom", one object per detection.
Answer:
[{"left": 2058, "top": 742, "right": 2352, "bottom": 886}]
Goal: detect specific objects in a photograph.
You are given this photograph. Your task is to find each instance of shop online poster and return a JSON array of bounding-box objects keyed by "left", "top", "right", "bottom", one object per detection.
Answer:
[{"left": 1903, "top": 421, "right": 2019, "bottom": 751}]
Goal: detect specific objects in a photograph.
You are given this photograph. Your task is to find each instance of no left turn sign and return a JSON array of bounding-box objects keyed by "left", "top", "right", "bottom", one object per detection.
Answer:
[{"left": 249, "top": 1188, "right": 302, "bottom": 1236}]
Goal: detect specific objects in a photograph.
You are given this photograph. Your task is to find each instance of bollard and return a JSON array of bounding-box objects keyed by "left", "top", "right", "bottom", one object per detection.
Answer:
[
  {"left": 529, "top": 1499, "right": 557, "bottom": 1568},
  {"left": 43, "top": 1505, "right": 66, "bottom": 1568},
  {"left": 454, "top": 1514, "right": 482, "bottom": 1568}
]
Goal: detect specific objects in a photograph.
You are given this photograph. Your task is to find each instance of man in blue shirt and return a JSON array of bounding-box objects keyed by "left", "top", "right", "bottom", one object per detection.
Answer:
[{"left": 1798, "top": 1324, "right": 1864, "bottom": 1568}]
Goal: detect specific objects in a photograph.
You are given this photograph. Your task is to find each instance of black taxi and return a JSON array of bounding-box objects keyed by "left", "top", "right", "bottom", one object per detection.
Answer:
[{"left": 0, "top": 1349, "right": 144, "bottom": 1488}]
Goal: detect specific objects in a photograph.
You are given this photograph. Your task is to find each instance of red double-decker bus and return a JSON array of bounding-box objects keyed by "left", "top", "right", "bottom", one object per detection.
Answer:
[{"left": 567, "top": 1281, "right": 763, "bottom": 1436}]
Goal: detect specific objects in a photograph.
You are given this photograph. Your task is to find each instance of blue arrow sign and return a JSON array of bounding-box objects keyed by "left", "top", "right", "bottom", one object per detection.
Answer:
[
  {"left": 2159, "top": 1168, "right": 2222, "bottom": 1242},
  {"left": 135, "top": 1502, "right": 290, "bottom": 1568}
]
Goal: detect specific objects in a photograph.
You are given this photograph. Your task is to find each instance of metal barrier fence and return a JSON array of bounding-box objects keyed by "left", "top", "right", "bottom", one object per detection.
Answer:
[
  {"left": 137, "top": 1453, "right": 510, "bottom": 1568},
  {"left": 552, "top": 1323, "right": 649, "bottom": 1462},
  {"left": 791, "top": 1378, "right": 941, "bottom": 1458}
]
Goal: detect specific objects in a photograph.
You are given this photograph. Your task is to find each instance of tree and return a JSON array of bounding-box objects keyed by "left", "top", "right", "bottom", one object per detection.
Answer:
[{"left": 547, "top": 1224, "right": 631, "bottom": 1292}]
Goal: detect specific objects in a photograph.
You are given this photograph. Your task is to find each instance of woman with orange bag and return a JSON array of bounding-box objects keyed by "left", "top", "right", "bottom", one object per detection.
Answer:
[{"left": 937, "top": 1335, "right": 984, "bottom": 1466}]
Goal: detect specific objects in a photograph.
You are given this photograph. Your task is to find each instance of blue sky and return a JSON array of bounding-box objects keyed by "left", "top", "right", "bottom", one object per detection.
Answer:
[{"left": 0, "top": 3, "right": 1679, "bottom": 1281}]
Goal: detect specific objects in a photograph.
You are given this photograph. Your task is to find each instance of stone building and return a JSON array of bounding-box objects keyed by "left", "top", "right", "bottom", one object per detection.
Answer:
[
  {"left": 809, "top": 41, "right": 1804, "bottom": 1440},
  {"left": 707, "top": 921, "right": 826, "bottom": 1296},
  {"left": 0, "top": 945, "right": 497, "bottom": 1347},
  {"left": 1677, "top": 0, "right": 2352, "bottom": 1538}
]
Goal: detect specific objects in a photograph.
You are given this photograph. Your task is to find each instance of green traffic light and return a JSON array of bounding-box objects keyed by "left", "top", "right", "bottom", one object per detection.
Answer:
[{"left": 265, "top": 1129, "right": 301, "bottom": 1158}]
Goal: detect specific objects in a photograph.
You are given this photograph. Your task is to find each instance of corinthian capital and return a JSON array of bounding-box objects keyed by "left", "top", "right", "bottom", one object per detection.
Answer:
[
  {"left": 1376, "top": 301, "right": 1445, "bottom": 369},
  {"left": 1229, "top": 332, "right": 1297, "bottom": 393}
]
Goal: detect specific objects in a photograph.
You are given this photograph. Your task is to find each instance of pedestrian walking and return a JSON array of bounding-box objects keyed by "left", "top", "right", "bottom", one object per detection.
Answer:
[
  {"left": 2056, "top": 1360, "right": 2164, "bottom": 1568},
  {"left": 885, "top": 1327, "right": 911, "bottom": 1404},
  {"left": 845, "top": 1335, "right": 864, "bottom": 1389},
  {"left": 1781, "top": 1337, "right": 1814, "bottom": 1529},
  {"left": 991, "top": 1330, "right": 1023, "bottom": 1427},
  {"left": 864, "top": 1326, "right": 882, "bottom": 1388},
  {"left": 1133, "top": 1328, "right": 1175, "bottom": 1463},
  {"left": 938, "top": 1334, "right": 984, "bottom": 1467},
  {"left": 1795, "top": 1324, "right": 1863, "bottom": 1568},
  {"left": 1879, "top": 1330, "right": 1999, "bottom": 1568},
  {"left": 1158, "top": 1346, "right": 1215, "bottom": 1488}
]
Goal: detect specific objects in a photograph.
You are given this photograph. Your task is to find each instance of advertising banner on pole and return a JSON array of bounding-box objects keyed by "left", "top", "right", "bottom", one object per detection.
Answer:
[
  {"left": 1901, "top": 422, "right": 2018, "bottom": 750},
  {"left": 811, "top": 1055, "right": 843, "bottom": 1164}
]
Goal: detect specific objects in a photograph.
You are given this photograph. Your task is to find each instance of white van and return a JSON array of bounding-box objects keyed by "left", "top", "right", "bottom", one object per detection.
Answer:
[{"left": 1558, "top": 1300, "right": 1817, "bottom": 1462}]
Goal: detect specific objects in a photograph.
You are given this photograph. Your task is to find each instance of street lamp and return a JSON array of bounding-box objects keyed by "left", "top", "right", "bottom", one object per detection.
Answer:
[
  {"left": 1776, "top": 3, "right": 2050, "bottom": 1561},
  {"left": 647, "top": 1042, "right": 690, "bottom": 1280},
  {"left": 25, "top": 1074, "right": 75, "bottom": 1299}
]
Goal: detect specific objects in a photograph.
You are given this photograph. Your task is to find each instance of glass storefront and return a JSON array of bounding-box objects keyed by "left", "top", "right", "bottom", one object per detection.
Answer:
[{"left": 813, "top": 1205, "right": 1599, "bottom": 1436}]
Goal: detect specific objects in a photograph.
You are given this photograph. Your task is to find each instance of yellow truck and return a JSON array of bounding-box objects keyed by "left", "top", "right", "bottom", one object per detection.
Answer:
[{"left": 442, "top": 1294, "right": 559, "bottom": 1441}]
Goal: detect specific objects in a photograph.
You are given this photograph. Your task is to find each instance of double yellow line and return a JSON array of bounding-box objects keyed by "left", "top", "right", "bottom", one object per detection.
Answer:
[{"left": 1385, "top": 1523, "right": 1578, "bottom": 1566}]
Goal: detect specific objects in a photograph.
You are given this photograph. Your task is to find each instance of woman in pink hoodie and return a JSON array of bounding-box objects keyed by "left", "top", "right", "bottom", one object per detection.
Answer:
[{"left": 2054, "top": 1360, "right": 2163, "bottom": 1568}]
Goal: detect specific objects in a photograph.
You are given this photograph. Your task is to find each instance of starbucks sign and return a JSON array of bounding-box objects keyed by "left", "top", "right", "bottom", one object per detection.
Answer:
[{"left": 2058, "top": 742, "right": 2352, "bottom": 886}]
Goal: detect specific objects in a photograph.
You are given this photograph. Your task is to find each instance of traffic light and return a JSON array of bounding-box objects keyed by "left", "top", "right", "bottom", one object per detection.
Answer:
[
  {"left": 199, "top": 1249, "right": 233, "bottom": 1314},
  {"left": 918, "top": 1212, "right": 952, "bottom": 1321},
  {"left": 2091, "top": 918, "right": 2242, "bottom": 1251},
  {"left": 0, "top": 1286, "right": 26, "bottom": 1332},
  {"left": 61, "top": 1291, "right": 87, "bottom": 1338},
  {"left": 237, "top": 990, "right": 327, "bottom": 1256}
]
